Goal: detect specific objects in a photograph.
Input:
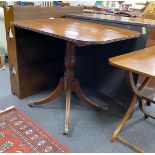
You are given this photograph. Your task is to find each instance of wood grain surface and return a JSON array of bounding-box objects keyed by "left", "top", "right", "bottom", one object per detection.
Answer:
[
  {"left": 14, "top": 18, "right": 140, "bottom": 46},
  {"left": 109, "top": 45, "right": 155, "bottom": 78}
]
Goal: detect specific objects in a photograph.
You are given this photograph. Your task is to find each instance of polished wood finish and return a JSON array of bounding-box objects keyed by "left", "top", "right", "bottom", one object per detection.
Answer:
[
  {"left": 66, "top": 13, "right": 155, "bottom": 48},
  {"left": 14, "top": 18, "right": 140, "bottom": 134},
  {"left": 109, "top": 45, "right": 155, "bottom": 79},
  {"left": 3, "top": 6, "right": 20, "bottom": 96},
  {"left": 14, "top": 18, "right": 140, "bottom": 46},
  {"left": 3, "top": 6, "right": 83, "bottom": 98},
  {"left": 110, "top": 46, "right": 155, "bottom": 152},
  {"left": 11, "top": 26, "right": 139, "bottom": 115}
]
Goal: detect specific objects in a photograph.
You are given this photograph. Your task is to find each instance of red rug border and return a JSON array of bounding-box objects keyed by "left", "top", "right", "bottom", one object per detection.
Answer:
[{"left": 0, "top": 106, "right": 71, "bottom": 153}]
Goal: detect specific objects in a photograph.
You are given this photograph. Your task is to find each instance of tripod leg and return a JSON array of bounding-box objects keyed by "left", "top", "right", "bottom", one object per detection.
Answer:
[{"left": 28, "top": 78, "right": 64, "bottom": 107}]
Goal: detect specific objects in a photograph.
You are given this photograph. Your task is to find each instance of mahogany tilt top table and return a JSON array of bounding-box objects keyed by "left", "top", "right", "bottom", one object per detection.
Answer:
[{"left": 14, "top": 18, "right": 140, "bottom": 135}]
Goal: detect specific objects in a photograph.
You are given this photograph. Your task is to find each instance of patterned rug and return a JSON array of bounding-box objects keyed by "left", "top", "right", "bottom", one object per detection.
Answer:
[{"left": 0, "top": 107, "right": 70, "bottom": 153}]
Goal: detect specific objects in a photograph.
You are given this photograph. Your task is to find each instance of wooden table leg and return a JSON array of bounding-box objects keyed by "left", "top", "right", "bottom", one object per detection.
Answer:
[
  {"left": 74, "top": 79, "right": 108, "bottom": 110},
  {"left": 29, "top": 42, "right": 108, "bottom": 134},
  {"left": 139, "top": 96, "right": 155, "bottom": 119},
  {"left": 128, "top": 72, "right": 155, "bottom": 119},
  {"left": 62, "top": 80, "right": 72, "bottom": 135},
  {"left": 111, "top": 95, "right": 137, "bottom": 142},
  {"left": 60, "top": 42, "right": 75, "bottom": 135},
  {"left": 28, "top": 78, "right": 64, "bottom": 107},
  {"left": 111, "top": 72, "right": 150, "bottom": 152},
  {"left": 117, "top": 135, "right": 144, "bottom": 153},
  {"left": 61, "top": 42, "right": 108, "bottom": 134}
]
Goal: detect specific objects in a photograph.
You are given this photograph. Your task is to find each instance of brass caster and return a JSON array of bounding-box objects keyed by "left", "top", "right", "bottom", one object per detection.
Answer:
[
  {"left": 60, "top": 130, "right": 69, "bottom": 135},
  {"left": 28, "top": 101, "right": 35, "bottom": 107},
  {"left": 60, "top": 125, "right": 69, "bottom": 135}
]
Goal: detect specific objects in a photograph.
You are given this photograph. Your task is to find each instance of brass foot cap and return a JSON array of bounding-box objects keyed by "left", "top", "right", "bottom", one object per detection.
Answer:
[
  {"left": 60, "top": 130, "right": 69, "bottom": 135},
  {"left": 28, "top": 101, "right": 35, "bottom": 107}
]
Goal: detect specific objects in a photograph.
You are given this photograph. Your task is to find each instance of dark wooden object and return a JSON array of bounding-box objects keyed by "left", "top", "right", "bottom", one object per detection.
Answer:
[
  {"left": 12, "top": 21, "right": 141, "bottom": 115},
  {"left": 109, "top": 45, "right": 155, "bottom": 152},
  {"left": 3, "top": 6, "right": 83, "bottom": 98},
  {"left": 14, "top": 18, "right": 140, "bottom": 134}
]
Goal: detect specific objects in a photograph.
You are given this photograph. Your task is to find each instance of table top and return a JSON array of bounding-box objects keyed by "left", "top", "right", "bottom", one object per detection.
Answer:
[
  {"left": 109, "top": 45, "right": 155, "bottom": 78},
  {"left": 66, "top": 13, "right": 155, "bottom": 28},
  {"left": 14, "top": 18, "right": 140, "bottom": 46}
]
